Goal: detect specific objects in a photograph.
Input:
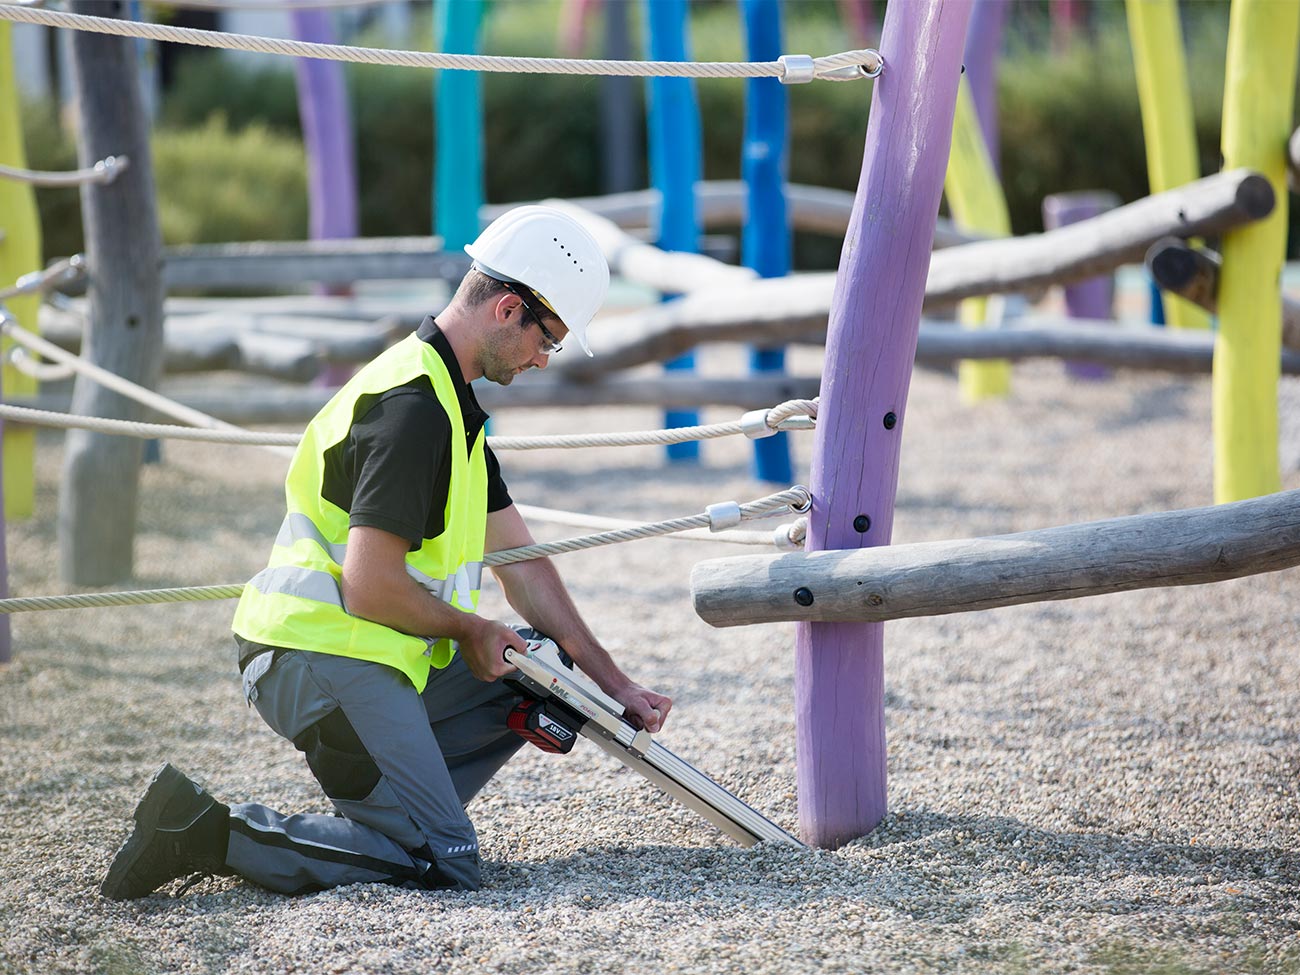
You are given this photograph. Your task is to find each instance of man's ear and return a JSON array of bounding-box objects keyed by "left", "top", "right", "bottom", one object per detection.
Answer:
[{"left": 494, "top": 292, "right": 521, "bottom": 323}]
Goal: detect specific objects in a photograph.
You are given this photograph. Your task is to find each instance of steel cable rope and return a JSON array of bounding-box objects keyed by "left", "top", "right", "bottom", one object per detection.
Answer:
[
  {"left": 0, "top": 255, "right": 84, "bottom": 303},
  {"left": 0, "top": 486, "right": 811, "bottom": 615},
  {"left": 0, "top": 399, "right": 817, "bottom": 449},
  {"left": 0, "top": 155, "right": 127, "bottom": 188},
  {"left": 0, "top": 4, "right": 882, "bottom": 83}
]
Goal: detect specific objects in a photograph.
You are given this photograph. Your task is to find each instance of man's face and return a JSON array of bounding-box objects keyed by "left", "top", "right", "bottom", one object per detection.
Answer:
[{"left": 478, "top": 300, "right": 569, "bottom": 386}]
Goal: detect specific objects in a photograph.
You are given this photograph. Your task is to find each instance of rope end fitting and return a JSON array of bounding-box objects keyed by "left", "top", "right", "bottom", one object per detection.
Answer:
[
  {"left": 773, "top": 519, "right": 806, "bottom": 552},
  {"left": 788, "top": 485, "right": 813, "bottom": 514},
  {"left": 94, "top": 155, "right": 129, "bottom": 184},
  {"left": 815, "top": 49, "right": 884, "bottom": 82},
  {"left": 705, "top": 501, "right": 743, "bottom": 533},
  {"left": 777, "top": 54, "right": 816, "bottom": 85},
  {"left": 740, "top": 408, "right": 779, "bottom": 439}
]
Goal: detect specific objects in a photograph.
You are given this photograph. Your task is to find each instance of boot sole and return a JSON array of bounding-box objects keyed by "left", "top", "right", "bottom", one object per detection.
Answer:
[{"left": 100, "top": 764, "right": 191, "bottom": 900}]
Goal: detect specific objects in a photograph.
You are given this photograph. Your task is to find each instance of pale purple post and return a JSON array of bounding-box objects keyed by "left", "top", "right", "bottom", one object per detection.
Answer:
[
  {"left": 795, "top": 0, "right": 973, "bottom": 849},
  {"left": 1042, "top": 191, "right": 1119, "bottom": 381},
  {"left": 962, "top": 0, "right": 1009, "bottom": 172},
  {"left": 292, "top": 9, "right": 359, "bottom": 386}
]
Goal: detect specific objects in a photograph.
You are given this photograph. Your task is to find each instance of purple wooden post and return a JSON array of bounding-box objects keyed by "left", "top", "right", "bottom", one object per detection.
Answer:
[
  {"left": 795, "top": 0, "right": 973, "bottom": 849},
  {"left": 1042, "top": 191, "right": 1119, "bottom": 381},
  {"left": 291, "top": 9, "right": 359, "bottom": 387},
  {"left": 962, "top": 0, "right": 1009, "bottom": 173}
]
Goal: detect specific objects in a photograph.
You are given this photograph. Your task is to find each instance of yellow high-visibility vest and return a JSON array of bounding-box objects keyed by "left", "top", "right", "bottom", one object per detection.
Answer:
[{"left": 232, "top": 332, "right": 488, "bottom": 692}]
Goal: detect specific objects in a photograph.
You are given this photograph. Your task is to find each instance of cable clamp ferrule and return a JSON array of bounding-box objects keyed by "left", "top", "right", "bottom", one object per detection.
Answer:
[
  {"left": 706, "top": 501, "right": 743, "bottom": 533},
  {"left": 740, "top": 409, "right": 777, "bottom": 439},
  {"left": 773, "top": 523, "right": 802, "bottom": 551},
  {"left": 778, "top": 54, "right": 816, "bottom": 85}
]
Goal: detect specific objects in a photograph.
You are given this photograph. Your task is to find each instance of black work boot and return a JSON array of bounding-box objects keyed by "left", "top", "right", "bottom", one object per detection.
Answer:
[{"left": 101, "top": 764, "right": 234, "bottom": 900}]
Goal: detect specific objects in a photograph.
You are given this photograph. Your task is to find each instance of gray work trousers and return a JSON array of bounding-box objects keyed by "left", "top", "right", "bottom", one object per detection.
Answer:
[{"left": 224, "top": 645, "right": 528, "bottom": 894}]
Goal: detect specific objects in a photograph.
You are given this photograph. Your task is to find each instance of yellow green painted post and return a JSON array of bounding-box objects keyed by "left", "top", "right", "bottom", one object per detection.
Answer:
[
  {"left": 944, "top": 76, "right": 1011, "bottom": 401},
  {"left": 1214, "top": 0, "right": 1299, "bottom": 503},
  {"left": 0, "top": 21, "right": 39, "bottom": 520},
  {"left": 1125, "top": 0, "right": 1211, "bottom": 332}
]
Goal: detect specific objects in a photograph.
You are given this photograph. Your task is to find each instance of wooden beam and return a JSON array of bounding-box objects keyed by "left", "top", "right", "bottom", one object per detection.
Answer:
[
  {"left": 161, "top": 237, "right": 471, "bottom": 290},
  {"left": 59, "top": 0, "right": 165, "bottom": 586},
  {"left": 691, "top": 488, "right": 1300, "bottom": 627},
  {"left": 1145, "top": 236, "right": 1300, "bottom": 351},
  {"left": 484, "top": 182, "right": 980, "bottom": 247},
  {"left": 924, "top": 168, "right": 1274, "bottom": 306}
]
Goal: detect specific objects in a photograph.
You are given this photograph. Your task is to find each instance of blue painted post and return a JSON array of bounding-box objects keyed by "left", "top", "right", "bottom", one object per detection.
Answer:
[
  {"left": 646, "top": 0, "right": 701, "bottom": 463},
  {"left": 741, "top": 0, "right": 792, "bottom": 484},
  {"left": 962, "top": 0, "right": 1008, "bottom": 173},
  {"left": 434, "top": 0, "right": 485, "bottom": 252},
  {"left": 795, "top": 0, "right": 973, "bottom": 848},
  {"left": 291, "top": 8, "right": 359, "bottom": 387}
]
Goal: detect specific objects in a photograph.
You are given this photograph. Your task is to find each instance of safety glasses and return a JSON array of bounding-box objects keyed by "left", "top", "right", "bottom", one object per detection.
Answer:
[{"left": 501, "top": 282, "right": 563, "bottom": 354}]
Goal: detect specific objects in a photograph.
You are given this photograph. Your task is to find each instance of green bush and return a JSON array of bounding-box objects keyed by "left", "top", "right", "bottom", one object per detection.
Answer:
[
  {"left": 153, "top": 114, "right": 308, "bottom": 245},
  {"left": 21, "top": 104, "right": 307, "bottom": 259}
]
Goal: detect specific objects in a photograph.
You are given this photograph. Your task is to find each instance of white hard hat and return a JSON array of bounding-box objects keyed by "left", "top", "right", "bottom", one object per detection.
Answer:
[{"left": 465, "top": 205, "right": 610, "bottom": 357}]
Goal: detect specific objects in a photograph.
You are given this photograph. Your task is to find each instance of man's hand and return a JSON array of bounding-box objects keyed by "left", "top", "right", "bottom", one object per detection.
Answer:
[
  {"left": 456, "top": 615, "right": 528, "bottom": 682},
  {"left": 614, "top": 684, "right": 674, "bottom": 734}
]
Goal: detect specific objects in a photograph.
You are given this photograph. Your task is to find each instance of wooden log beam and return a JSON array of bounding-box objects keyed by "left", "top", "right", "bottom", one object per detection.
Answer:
[
  {"left": 483, "top": 182, "right": 980, "bottom": 247},
  {"left": 39, "top": 305, "right": 397, "bottom": 376},
  {"left": 1145, "top": 237, "right": 1300, "bottom": 351},
  {"left": 161, "top": 237, "right": 471, "bottom": 290},
  {"left": 924, "top": 168, "right": 1274, "bottom": 306},
  {"left": 691, "top": 488, "right": 1300, "bottom": 627}
]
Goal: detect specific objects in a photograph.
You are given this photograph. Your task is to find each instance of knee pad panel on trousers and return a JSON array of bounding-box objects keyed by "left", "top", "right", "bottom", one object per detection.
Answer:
[{"left": 292, "top": 708, "right": 382, "bottom": 802}]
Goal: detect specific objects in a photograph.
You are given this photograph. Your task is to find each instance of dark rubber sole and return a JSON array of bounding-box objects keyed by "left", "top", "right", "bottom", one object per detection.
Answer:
[{"left": 100, "top": 763, "right": 189, "bottom": 900}]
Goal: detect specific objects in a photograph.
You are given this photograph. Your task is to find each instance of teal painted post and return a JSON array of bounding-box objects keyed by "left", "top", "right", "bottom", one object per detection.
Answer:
[
  {"left": 434, "top": 0, "right": 485, "bottom": 251},
  {"left": 646, "top": 0, "right": 701, "bottom": 463},
  {"left": 741, "top": 0, "right": 792, "bottom": 484},
  {"left": 795, "top": 0, "right": 973, "bottom": 848}
]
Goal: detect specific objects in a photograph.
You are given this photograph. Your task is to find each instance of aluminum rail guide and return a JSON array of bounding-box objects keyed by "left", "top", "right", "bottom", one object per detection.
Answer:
[{"left": 504, "top": 642, "right": 802, "bottom": 848}]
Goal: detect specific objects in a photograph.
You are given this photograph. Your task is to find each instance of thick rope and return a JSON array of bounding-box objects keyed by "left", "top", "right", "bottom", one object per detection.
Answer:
[
  {"left": 0, "top": 155, "right": 127, "bottom": 189},
  {"left": 6, "top": 348, "right": 76, "bottom": 383},
  {"left": 0, "top": 5, "right": 882, "bottom": 83},
  {"left": 0, "top": 314, "right": 296, "bottom": 459},
  {"left": 0, "top": 486, "right": 812, "bottom": 614},
  {"left": 0, "top": 398, "right": 817, "bottom": 450},
  {"left": 0, "top": 255, "right": 84, "bottom": 302}
]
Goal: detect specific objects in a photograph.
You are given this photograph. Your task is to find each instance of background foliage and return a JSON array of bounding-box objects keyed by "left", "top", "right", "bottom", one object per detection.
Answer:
[{"left": 20, "top": 0, "right": 1295, "bottom": 267}]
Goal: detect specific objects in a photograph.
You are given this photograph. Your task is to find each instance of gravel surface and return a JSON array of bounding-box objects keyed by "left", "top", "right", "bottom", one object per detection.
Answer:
[{"left": 1, "top": 352, "right": 1298, "bottom": 975}]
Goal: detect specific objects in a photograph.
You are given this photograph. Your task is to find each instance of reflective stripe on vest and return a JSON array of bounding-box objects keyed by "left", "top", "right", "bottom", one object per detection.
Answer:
[
  {"left": 231, "top": 332, "right": 489, "bottom": 693},
  {"left": 272, "top": 511, "right": 483, "bottom": 599}
]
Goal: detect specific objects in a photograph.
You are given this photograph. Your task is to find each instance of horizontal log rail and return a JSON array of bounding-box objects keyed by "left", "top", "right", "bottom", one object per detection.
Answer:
[
  {"left": 924, "top": 168, "right": 1273, "bottom": 305},
  {"left": 557, "top": 298, "right": 1300, "bottom": 380},
  {"left": 482, "top": 181, "right": 979, "bottom": 247},
  {"left": 691, "top": 488, "right": 1300, "bottom": 627},
  {"left": 1145, "top": 236, "right": 1300, "bottom": 350}
]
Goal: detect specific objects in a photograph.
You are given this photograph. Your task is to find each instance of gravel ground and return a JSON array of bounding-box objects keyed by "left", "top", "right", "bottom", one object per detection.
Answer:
[{"left": 1, "top": 351, "right": 1298, "bottom": 975}]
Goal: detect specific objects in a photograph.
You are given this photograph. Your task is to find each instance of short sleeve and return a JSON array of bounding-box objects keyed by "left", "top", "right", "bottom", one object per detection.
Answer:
[
  {"left": 348, "top": 391, "right": 452, "bottom": 544},
  {"left": 485, "top": 444, "right": 512, "bottom": 512}
]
